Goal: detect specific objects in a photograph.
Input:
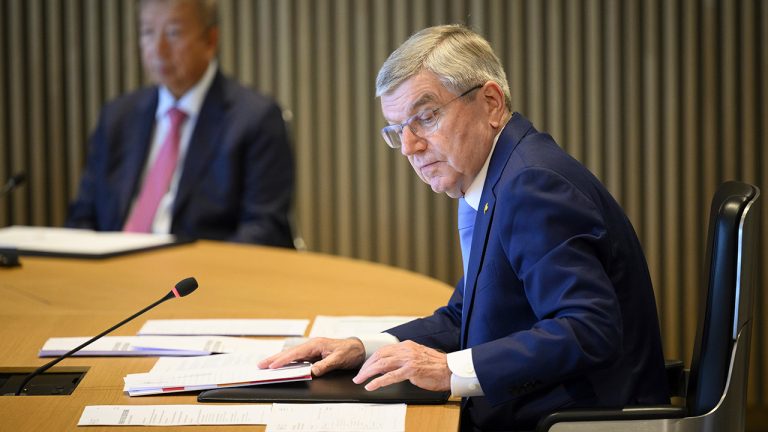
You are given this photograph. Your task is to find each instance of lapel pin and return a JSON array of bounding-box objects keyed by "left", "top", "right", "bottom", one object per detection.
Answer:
[{"left": 483, "top": 203, "right": 489, "bottom": 214}]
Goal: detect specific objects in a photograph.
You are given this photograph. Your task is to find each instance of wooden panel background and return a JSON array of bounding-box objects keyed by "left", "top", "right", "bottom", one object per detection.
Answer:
[{"left": 0, "top": 0, "right": 766, "bottom": 416}]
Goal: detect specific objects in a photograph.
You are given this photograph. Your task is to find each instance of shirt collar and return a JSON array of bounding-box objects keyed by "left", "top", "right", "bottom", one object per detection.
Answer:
[
  {"left": 462, "top": 125, "right": 505, "bottom": 211},
  {"left": 156, "top": 60, "right": 218, "bottom": 119}
]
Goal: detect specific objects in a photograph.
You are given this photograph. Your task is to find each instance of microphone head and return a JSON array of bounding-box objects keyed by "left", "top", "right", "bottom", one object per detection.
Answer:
[{"left": 170, "top": 277, "right": 198, "bottom": 298}]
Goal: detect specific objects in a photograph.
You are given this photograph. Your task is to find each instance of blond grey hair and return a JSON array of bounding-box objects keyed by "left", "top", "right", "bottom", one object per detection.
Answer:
[{"left": 376, "top": 24, "right": 512, "bottom": 111}]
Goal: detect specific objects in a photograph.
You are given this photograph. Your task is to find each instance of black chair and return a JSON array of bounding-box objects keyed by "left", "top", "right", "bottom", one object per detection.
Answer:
[
  {"left": 536, "top": 181, "right": 761, "bottom": 432},
  {"left": 282, "top": 108, "right": 307, "bottom": 251}
]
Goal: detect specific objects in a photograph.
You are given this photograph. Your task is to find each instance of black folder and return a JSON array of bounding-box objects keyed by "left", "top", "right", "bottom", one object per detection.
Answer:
[{"left": 197, "top": 369, "right": 450, "bottom": 404}]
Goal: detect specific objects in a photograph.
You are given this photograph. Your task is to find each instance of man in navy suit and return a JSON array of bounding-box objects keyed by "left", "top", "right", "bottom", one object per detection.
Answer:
[
  {"left": 261, "top": 25, "right": 669, "bottom": 430},
  {"left": 66, "top": 0, "right": 294, "bottom": 248}
]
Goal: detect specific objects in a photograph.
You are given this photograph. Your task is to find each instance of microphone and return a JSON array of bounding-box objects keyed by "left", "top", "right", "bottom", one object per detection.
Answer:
[
  {"left": 1, "top": 172, "right": 25, "bottom": 197},
  {"left": 14, "top": 277, "right": 198, "bottom": 396}
]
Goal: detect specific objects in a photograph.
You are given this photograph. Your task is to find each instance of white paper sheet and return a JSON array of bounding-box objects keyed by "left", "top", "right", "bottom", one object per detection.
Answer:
[
  {"left": 147, "top": 352, "right": 280, "bottom": 373},
  {"left": 39, "top": 336, "right": 209, "bottom": 357},
  {"left": 308, "top": 316, "right": 417, "bottom": 338},
  {"left": 132, "top": 336, "right": 286, "bottom": 356},
  {"left": 78, "top": 404, "right": 272, "bottom": 426},
  {"left": 125, "top": 365, "right": 310, "bottom": 389},
  {"left": 138, "top": 319, "right": 309, "bottom": 336},
  {"left": 266, "top": 403, "right": 406, "bottom": 432},
  {"left": 0, "top": 225, "right": 175, "bottom": 256}
]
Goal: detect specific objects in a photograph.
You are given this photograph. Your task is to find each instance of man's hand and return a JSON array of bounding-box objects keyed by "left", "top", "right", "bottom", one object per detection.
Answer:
[
  {"left": 257, "top": 337, "right": 366, "bottom": 377},
  {"left": 353, "top": 340, "right": 451, "bottom": 392}
]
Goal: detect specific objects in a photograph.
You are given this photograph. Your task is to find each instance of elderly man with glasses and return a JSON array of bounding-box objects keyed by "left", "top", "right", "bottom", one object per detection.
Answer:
[{"left": 261, "top": 24, "right": 669, "bottom": 431}]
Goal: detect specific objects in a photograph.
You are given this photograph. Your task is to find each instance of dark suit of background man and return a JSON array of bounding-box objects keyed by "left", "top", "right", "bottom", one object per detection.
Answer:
[
  {"left": 260, "top": 25, "right": 670, "bottom": 431},
  {"left": 66, "top": 0, "right": 295, "bottom": 248}
]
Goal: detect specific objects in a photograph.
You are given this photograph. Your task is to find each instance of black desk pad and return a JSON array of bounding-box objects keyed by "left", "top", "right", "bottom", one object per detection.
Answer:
[{"left": 197, "top": 369, "right": 450, "bottom": 404}]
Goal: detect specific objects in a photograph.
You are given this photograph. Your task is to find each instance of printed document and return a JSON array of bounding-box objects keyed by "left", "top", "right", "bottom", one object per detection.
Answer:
[
  {"left": 39, "top": 336, "right": 285, "bottom": 357},
  {"left": 78, "top": 404, "right": 271, "bottom": 426},
  {"left": 266, "top": 403, "right": 406, "bottom": 432},
  {"left": 139, "top": 318, "right": 309, "bottom": 336},
  {"left": 123, "top": 353, "right": 311, "bottom": 396}
]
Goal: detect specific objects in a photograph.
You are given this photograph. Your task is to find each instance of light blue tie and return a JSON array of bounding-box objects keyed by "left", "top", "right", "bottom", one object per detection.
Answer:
[{"left": 458, "top": 197, "right": 476, "bottom": 282}]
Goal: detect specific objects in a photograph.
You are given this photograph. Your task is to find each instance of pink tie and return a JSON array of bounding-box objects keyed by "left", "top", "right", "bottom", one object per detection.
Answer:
[{"left": 124, "top": 107, "right": 187, "bottom": 233}]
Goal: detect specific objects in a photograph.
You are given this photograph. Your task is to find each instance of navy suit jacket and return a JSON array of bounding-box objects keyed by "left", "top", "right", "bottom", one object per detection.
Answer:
[
  {"left": 388, "top": 114, "right": 669, "bottom": 431},
  {"left": 66, "top": 72, "right": 295, "bottom": 248}
]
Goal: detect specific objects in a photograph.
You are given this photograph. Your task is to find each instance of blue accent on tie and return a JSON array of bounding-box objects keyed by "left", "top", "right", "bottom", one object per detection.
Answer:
[{"left": 458, "top": 197, "right": 476, "bottom": 285}]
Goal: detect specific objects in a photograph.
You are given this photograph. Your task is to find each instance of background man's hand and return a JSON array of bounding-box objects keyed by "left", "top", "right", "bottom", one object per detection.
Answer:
[
  {"left": 258, "top": 337, "right": 366, "bottom": 377},
  {"left": 353, "top": 340, "right": 450, "bottom": 392}
]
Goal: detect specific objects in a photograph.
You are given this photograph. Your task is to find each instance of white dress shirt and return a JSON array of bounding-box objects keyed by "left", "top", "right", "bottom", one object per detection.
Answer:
[{"left": 126, "top": 61, "right": 218, "bottom": 234}]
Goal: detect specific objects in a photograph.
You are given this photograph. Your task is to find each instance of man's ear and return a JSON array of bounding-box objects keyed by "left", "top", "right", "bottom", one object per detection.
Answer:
[
  {"left": 481, "top": 82, "right": 506, "bottom": 128},
  {"left": 205, "top": 26, "right": 220, "bottom": 58}
]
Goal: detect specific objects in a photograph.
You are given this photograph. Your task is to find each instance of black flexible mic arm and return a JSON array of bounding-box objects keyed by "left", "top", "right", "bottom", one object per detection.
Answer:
[
  {"left": 1, "top": 172, "right": 25, "bottom": 197},
  {"left": 14, "top": 277, "right": 198, "bottom": 396}
]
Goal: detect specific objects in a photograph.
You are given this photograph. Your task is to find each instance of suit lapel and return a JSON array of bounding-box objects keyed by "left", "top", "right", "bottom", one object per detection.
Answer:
[
  {"left": 117, "top": 91, "right": 157, "bottom": 226},
  {"left": 460, "top": 188, "right": 496, "bottom": 348},
  {"left": 173, "top": 72, "right": 228, "bottom": 217},
  {"left": 460, "top": 114, "right": 534, "bottom": 348}
]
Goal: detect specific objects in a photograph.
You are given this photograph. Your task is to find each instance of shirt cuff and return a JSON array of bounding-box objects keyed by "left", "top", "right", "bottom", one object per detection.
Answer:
[
  {"left": 447, "top": 348, "right": 484, "bottom": 397},
  {"left": 357, "top": 333, "right": 400, "bottom": 359}
]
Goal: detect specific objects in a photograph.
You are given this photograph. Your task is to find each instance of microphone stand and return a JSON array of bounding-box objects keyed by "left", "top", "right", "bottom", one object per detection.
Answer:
[
  {"left": 14, "top": 280, "right": 196, "bottom": 396},
  {"left": 0, "top": 173, "right": 25, "bottom": 198}
]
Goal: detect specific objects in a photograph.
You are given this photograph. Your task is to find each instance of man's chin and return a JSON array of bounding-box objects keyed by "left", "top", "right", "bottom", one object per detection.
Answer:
[
  {"left": 426, "top": 180, "right": 460, "bottom": 198},
  {"left": 147, "top": 71, "right": 178, "bottom": 90},
  {"left": 443, "top": 189, "right": 462, "bottom": 199}
]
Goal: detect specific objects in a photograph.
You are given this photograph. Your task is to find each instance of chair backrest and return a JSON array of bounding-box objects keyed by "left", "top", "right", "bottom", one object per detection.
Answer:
[
  {"left": 282, "top": 109, "right": 307, "bottom": 251},
  {"left": 686, "top": 181, "right": 760, "bottom": 417}
]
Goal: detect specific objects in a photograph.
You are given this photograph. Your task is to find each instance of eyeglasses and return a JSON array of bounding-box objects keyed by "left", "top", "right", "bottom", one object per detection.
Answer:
[{"left": 380, "top": 84, "right": 483, "bottom": 149}]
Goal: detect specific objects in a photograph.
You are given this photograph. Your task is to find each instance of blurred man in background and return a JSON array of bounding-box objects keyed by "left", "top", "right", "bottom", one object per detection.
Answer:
[{"left": 67, "top": 0, "right": 295, "bottom": 248}]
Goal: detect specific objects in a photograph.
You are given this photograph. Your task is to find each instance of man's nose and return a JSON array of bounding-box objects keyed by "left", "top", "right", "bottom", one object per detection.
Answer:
[
  {"left": 148, "top": 33, "right": 169, "bottom": 57},
  {"left": 400, "top": 126, "right": 425, "bottom": 156}
]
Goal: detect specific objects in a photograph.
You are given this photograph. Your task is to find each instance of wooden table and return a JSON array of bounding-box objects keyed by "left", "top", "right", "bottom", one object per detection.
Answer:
[{"left": 0, "top": 240, "right": 460, "bottom": 431}]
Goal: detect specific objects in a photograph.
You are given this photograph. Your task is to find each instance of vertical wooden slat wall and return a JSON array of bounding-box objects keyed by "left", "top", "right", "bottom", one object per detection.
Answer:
[{"left": 0, "top": 0, "right": 766, "bottom": 410}]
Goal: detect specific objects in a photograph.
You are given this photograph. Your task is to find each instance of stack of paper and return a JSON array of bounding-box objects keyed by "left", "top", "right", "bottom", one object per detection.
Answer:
[
  {"left": 39, "top": 336, "right": 286, "bottom": 357},
  {"left": 123, "top": 353, "right": 312, "bottom": 396}
]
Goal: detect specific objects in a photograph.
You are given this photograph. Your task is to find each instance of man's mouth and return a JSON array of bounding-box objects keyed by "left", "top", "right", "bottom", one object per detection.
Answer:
[{"left": 418, "top": 161, "right": 439, "bottom": 171}]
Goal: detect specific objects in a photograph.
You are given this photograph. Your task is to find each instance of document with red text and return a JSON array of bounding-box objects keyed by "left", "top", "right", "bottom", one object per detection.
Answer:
[{"left": 123, "top": 353, "right": 311, "bottom": 396}]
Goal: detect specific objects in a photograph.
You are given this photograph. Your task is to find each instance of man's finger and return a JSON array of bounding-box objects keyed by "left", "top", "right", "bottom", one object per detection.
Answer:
[
  {"left": 262, "top": 344, "right": 320, "bottom": 369},
  {"left": 311, "top": 350, "right": 345, "bottom": 376},
  {"left": 257, "top": 349, "right": 291, "bottom": 368},
  {"left": 353, "top": 355, "right": 398, "bottom": 384},
  {"left": 364, "top": 369, "right": 408, "bottom": 391},
  {"left": 257, "top": 352, "right": 283, "bottom": 368}
]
